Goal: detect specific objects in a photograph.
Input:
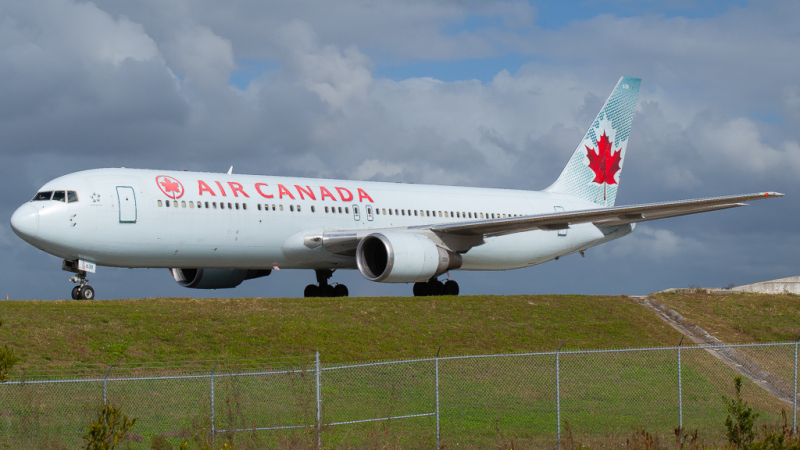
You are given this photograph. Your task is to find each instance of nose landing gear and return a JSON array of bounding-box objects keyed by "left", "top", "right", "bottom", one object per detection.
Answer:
[
  {"left": 413, "top": 277, "right": 459, "bottom": 297},
  {"left": 304, "top": 269, "right": 349, "bottom": 298},
  {"left": 63, "top": 260, "right": 95, "bottom": 300}
]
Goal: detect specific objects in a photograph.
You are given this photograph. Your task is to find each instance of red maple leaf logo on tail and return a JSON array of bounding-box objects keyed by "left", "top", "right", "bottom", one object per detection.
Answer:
[{"left": 585, "top": 131, "right": 621, "bottom": 200}]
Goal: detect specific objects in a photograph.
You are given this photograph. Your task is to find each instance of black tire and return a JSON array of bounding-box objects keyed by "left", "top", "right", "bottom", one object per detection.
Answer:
[
  {"left": 427, "top": 279, "right": 444, "bottom": 296},
  {"left": 71, "top": 286, "right": 81, "bottom": 300},
  {"left": 334, "top": 284, "right": 349, "bottom": 297},
  {"left": 444, "top": 280, "right": 460, "bottom": 296},
  {"left": 80, "top": 285, "right": 95, "bottom": 300},
  {"left": 413, "top": 282, "right": 428, "bottom": 297},
  {"left": 304, "top": 284, "right": 319, "bottom": 297},
  {"left": 322, "top": 285, "right": 335, "bottom": 298}
]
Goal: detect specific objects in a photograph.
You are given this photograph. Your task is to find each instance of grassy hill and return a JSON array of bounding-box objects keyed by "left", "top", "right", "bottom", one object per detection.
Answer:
[
  {"left": 1, "top": 295, "right": 682, "bottom": 366},
  {"left": 0, "top": 293, "right": 796, "bottom": 367}
]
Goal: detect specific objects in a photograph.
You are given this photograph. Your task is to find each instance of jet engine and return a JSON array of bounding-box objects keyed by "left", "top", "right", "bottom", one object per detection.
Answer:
[
  {"left": 356, "top": 231, "right": 462, "bottom": 283},
  {"left": 170, "top": 268, "right": 271, "bottom": 289}
]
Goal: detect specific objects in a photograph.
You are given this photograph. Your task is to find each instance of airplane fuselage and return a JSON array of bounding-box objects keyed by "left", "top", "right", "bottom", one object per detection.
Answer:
[{"left": 12, "top": 168, "right": 631, "bottom": 272}]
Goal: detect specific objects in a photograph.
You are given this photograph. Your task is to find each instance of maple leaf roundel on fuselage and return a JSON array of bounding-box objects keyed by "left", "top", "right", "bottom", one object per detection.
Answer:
[
  {"left": 155, "top": 175, "right": 185, "bottom": 199},
  {"left": 585, "top": 131, "right": 621, "bottom": 186}
]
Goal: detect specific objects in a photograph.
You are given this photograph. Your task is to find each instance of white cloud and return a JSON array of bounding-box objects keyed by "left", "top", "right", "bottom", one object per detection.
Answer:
[
  {"left": 165, "top": 24, "right": 235, "bottom": 87},
  {"left": 608, "top": 226, "right": 704, "bottom": 260}
]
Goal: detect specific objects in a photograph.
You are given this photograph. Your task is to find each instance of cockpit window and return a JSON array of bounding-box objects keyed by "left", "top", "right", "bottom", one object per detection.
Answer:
[
  {"left": 52, "top": 191, "right": 66, "bottom": 202},
  {"left": 67, "top": 191, "right": 78, "bottom": 203},
  {"left": 32, "top": 191, "right": 53, "bottom": 201}
]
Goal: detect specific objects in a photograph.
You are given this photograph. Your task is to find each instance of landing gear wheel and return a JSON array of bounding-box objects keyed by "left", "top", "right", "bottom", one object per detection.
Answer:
[
  {"left": 322, "top": 285, "right": 335, "bottom": 298},
  {"left": 79, "top": 285, "right": 95, "bottom": 300},
  {"left": 334, "top": 284, "right": 349, "bottom": 297},
  {"left": 304, "top": 284, "right": 319, "bottom": 298},
  {"left": 427, "top": 279, "right": 444, "bottom": 296},
  {"left": 443, "top": 280, "right": 460, "bottom": 296},
  {"left": 413, "top": 282, "right": 428, "bottom": 297},
  {"left": 71, "top": 286, "right": 81, "bottom": 300}
]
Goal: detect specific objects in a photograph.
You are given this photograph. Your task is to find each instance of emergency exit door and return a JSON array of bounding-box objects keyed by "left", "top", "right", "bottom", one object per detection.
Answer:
[{"left": 116, "top": 187, "right": 137, "bottom": 223}]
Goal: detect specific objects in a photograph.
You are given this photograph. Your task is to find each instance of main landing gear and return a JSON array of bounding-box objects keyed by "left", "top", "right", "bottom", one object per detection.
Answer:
[
  {"left": 304, "top": 269, "right": 349, "bottom": 298},
  {"left": 413, "top": 277, "right": 459, "bottom": 297}
]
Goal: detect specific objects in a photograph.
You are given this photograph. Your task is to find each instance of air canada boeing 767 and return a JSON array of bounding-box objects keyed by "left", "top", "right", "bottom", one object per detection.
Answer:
[{"left": 10, "top": 77, "right": 783, "bottom": 299}]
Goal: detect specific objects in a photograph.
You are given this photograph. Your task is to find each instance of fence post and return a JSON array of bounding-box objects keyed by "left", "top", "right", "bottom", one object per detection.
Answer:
[
  {"left": 316, "top": 351, "right": 321, "bottom": 450},
  {"left": 677, "top": 336, "right": 684, "bottom": 441},
  {"left": 103, "top": 364, "right": 113, "bottom": 406},
  {"left": 794, "top": 335, "right": 798, "bottom": 432},
  {"left": 436, "top": 346, "right": 441, "bottom": 449},
  {"left": 211, "top": 361, "right": 218, "bottom": 450},
  {"left": 556, "top": 341, "right": 564, "bottom": 450}
]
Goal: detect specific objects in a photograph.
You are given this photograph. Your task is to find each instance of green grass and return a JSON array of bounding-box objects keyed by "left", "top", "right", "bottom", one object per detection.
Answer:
[
  {"left": 653, "top": 292, "right": 800, "bottom": 343},
  {"left": 0, "top": 295, "right": 683, "bottom": 366},
  {"left": 0, "top": 294, "right": 797, "bottom": 449}
]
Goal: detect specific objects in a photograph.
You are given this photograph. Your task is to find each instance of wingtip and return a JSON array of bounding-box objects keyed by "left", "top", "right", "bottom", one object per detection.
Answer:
[{"left": 763, "top": 192, "right": 785, "bottom": 197}]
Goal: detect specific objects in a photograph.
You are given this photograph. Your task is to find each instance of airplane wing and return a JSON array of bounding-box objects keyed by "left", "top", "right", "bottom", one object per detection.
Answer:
[{"left": 427, "top": 192, "right": 784, "bottom": 238}]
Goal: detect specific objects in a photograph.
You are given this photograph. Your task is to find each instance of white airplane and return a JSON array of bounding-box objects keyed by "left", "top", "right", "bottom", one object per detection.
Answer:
[{"left": 10, "top": 77, "right": 783, "bottom": 300}]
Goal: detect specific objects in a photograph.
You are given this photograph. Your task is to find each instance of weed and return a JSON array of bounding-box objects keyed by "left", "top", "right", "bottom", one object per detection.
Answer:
[
  {"left": 82, "top": 403, "right": 137, "bottom": 450},
  {"left": 752, "top": 410, "right": 800, "bottom": 450},
  {"left": 0, "top": 344, "right": 18, "bottom": 382},
  {"left": 723, "top": 376, "right": 760, "bottom": 450}
]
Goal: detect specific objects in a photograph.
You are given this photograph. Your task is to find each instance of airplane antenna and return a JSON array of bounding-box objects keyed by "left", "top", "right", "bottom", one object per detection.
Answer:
[{"left": 227, "top": 166, "right": 233, "bottom": 175}]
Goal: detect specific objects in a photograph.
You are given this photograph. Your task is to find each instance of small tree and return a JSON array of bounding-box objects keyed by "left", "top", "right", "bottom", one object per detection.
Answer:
[
  {"left": 0, "top": 345, "right": 18, "bottom": 382},
  {"left": 724, "top": 376, "right": 759, "bottom": 450},
  {"left": 83, "top": 404, "right": 137, "bottom": 450}
]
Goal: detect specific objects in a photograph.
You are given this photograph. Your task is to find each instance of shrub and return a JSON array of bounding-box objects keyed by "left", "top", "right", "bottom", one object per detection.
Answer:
[
  {"left": 82, "top": 404, "right": 137, "bottom": 450},
  {"left": 723, "top": 376, "right": 759, "bottom": 450},
  {"left": 0, "top": 344, "right": 18, "bottom": 382}
]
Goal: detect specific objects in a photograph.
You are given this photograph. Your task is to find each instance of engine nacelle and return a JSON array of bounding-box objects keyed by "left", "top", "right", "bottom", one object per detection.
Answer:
[
  {"left": 356, "top": 232, "right": 462, "bottom": 283},
  {"left": 170, "top": 268, "right": 271, "bottom": 289}
]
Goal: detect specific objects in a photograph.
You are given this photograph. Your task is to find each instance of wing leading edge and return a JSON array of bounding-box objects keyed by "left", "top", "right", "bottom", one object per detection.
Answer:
[{"left": 427, "top": 192, "right": 784, "bottom": 238}]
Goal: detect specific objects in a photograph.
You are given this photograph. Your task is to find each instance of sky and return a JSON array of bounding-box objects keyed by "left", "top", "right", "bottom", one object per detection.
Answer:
[{"left": 1, "top": 0, "right": 798, "bottom": 300}]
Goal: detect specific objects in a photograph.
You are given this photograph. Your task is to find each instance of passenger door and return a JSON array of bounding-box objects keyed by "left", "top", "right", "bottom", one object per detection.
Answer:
[{"left": 116, "top": 187, "right": 137, "bottom": 223}]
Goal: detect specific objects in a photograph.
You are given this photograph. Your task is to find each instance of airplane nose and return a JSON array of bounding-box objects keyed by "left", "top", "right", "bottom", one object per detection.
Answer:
[{"left": 10, "top": 203, "right": 39, "bottom": 240}]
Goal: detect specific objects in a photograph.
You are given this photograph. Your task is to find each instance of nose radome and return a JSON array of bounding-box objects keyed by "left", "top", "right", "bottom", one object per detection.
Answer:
[{"left": 10, "top": 203, "right": 39, "bottom": 240}]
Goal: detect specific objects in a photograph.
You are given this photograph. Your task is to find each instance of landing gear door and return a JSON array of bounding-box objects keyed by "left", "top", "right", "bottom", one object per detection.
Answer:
[
  {"left": 554, "top": 206, "right": 566, "bottom": 236},
  {"left": 116, "top": 186, "right": 137, "bottom": 223}
]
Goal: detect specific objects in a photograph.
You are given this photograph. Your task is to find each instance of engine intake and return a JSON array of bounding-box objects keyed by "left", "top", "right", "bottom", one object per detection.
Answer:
[
  {"left": 170, "top": 268, "right": 271, "bottom": 289},
  {"left": 356, "top": 232, "right": 462, "bottom": 283}
]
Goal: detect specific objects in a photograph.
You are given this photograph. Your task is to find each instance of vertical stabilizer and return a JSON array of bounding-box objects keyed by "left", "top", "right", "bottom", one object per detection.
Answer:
[{"left": 545, "top": 77, "right": 640, "bottom": 207}]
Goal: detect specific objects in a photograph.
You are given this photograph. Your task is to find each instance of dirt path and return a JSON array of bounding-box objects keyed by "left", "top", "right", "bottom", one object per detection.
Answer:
[{"left": 630, "top": 296, "right": 798, "bottom": 406}]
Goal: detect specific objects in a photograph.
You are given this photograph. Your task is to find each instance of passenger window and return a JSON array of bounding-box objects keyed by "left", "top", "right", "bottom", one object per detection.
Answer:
[
  {"left": 67, "top": 191, "right": 79, "bottom": 203},
  {"left": 235, "top": 203, "right": 240, "bottom": 210},
  {"left": 290, "top": 205, "right": 294, "bottom": 212},
  {"left": 311, "top": 206, "right": 315, "bottom": 213},
  {"left": 213, "top": 202, "right": 217, "bottom": 209},
  {"left": 426, "top": 211, "right": 430, "bottom": 217},
  {"left": 382, "top": 209, "right": 386, "bottom": 215},
  {"left": 444, "top": 211, "right": 448, "bottom": 218},
  {"left": 189, "top": 201, "right": 194, "bottom": 208},
  {"left": 32, "top": 191, "right": 53, "bottom": 201},
  {"left": 388, "top": 209, "right": 392, "bottom": 215},
  {"left": 344, "top": 207, "right": 348, "bottom": 214},
  {"left": 182, "top": 201, "right": 186, "bottom": 208},
  {"left": 228, "top": 202, "right": 232, "bottom": 209},
  {"left": 394, "top": 209, "right": 398, "bottom": 215},
  {"left": 338, "top": 207, "right": 343, "bottom": 213},
  {"left": 325, "top": 206, "right": 329, "bottom": 213},
  {"left": 205, "top": 202, "right": 209, "bottom": 208},
  {"left": 166, "top": 200, "right": 170, "bottom": 207},
  {"left": 243, "top": 203, "right": 247, "bottom": 210},
  {"left": 401, "top": 210, "right": 405, "bottom": 216},
  {"left": 414, "top": 210, "right": 418, "bottom": 216},
  {"left": 158, "top": 200, "right": 163, "bottom": 207},
  {"left": 297, "top": 205, "right": 301, "bottom": 212},
  {"left": 220, "top": 202, "right": 225, "bottom": 209},
  {"left": 197, "top": 202, "right": 202, "bottom": 209},
  {"left": 279, "top": 205, "right": 284, "bottom": 211},
  {"left": 438, "top": 211, "right": 442, "bottom": 217},
  {"left": 258, "top": 204, "right": 262, "bottom": 211}
]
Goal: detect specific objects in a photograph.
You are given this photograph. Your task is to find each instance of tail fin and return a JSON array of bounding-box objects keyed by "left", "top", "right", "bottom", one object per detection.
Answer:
[{"left": 545, "top": 76, "right": 641, "bottom": 207}]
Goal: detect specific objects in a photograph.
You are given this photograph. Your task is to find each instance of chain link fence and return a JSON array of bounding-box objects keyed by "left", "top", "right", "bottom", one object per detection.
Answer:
[{"left": 1, "top": 342, "right": 797, "bottom": 449}]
